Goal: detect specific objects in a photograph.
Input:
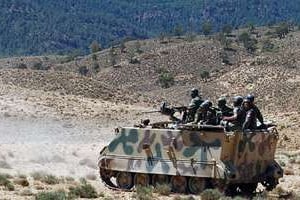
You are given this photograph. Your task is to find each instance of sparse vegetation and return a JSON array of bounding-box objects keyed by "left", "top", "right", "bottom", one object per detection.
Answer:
[
  {"left": 109, "top": 47, "right": 117, "bottom": 66},
  {"left": 68, "top": 182, "right": 98, "bottom": 198},
  {"left": 133, "top": 186, "right": 153, "bottom": 200},
  {"left": 200, "top": 70, "right": 210, "bottom": 80},
  {"left": 275, "top": 22, "right": 290, "bottom": 39},
  {"left": 32, "top": 62, "right": 48, "bottom": 70},
  {"left": 238, "top": 32, "right": 257, "bottom": 53},
  {"left": 154, "top": 184, "right": 171, "bottom": 196},
  {"left": 173, "top": 196, "right": 195, "bottom": 200},
  {"left": 261, "top": 39, "right": 275, "bottom": 52},
  {"left": 222, "top": 24, "right": 233, "bottom": 36},
  {"left": 35, "top": 191, "right": 67, "bottom": 200},
  {"left": 90, "top": 40, "right": 101, "bottom": 53},
  {"left": 0, "top": 174, "right": 14, "bottom": 191},
  {"left": 16, "top": 63, "right": 28, "bottom": 69},
  {"left": 200, "top": 189, "right": 223, "bottom": 200},
  {"left": 30, "top": 172, "right": 60, "bottom": 185},
  {"left": 78, "top": 66, "right": 89, "bottom": 76},
  {"left": 158, "top": 72, "right": 175, "bottom": 88},
  {"left": 202, "top": 21, "right": 213, "bottom": 36},
  {"left": 174, "top": 24, "right": 184, "bottom": 37}
]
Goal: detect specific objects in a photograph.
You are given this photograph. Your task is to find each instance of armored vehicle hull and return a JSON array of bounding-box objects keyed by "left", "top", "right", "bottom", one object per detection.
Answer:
[{"left": 98, "top": 123, "right": 282, "bottom": 194}]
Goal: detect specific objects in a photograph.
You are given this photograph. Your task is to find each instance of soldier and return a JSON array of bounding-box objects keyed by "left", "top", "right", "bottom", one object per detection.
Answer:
[
  {"left": 222, "top": 96, "right": 246, "bottom": 131},
  {"left": 246, "top": 94, "right": 265, "bottom": 128},
  {"left": 216, "top": 97, "right": 233, "bottom": 117},
  {"left": 195, "top": 100, "right": 218, "bottom": 125},
  {"left": 186, "top": 88, "right": 203, "bottom": 122},
  {"left": 242, "top": 98, "right": 257, "bottom": 131}
]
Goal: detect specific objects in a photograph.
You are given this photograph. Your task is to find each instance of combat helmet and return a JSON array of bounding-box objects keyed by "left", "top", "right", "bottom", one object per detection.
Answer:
[
  {"left": 191, "top": 88, "right": 199, "bottom": 98},
  {"left": 217, "top": 97, "right": 227, "bottom": 107},
  {"left": 246, "top": 94, "right": 255, "bottom": 103},
  {"left": 233, "top": 96, "right": 243, "bottom": 107}
]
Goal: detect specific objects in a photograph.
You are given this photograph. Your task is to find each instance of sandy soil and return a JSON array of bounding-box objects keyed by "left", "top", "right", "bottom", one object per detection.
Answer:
[{"left": 0, "top": 83, "right": 299, "bottom": 199}]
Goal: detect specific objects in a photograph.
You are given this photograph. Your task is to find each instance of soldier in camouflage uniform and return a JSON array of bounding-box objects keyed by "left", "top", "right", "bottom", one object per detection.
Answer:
[
  {"left": 242, "top": 98, "right": 257, "bottom": 131},
  {"left": 195, "top": 100, "right": 218, "bottom": 125},
  {"left": 222, "top": 96, "right": 246, "bottom": 131},
  {"left": 216, "top": 97, "right": 233, "bottom": 117},
  {"left": 186, "top": 88, "right": 203, "bottom": 122},
  {"left": 246, "top": 94, "right": 265, "bottom": 128}
]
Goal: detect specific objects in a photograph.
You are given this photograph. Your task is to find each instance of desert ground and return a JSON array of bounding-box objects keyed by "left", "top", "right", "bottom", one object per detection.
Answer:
[{"left": 0, "top": 82, "right": 299, "bottom": 200}]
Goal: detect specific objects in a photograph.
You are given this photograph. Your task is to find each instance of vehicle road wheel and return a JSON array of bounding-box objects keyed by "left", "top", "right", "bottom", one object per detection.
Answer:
[
  {"left": 116, "top": 172, "right": 134, "bottom": 189},
  {"left": 171, "top": 176, "right": 187, "bottom": 193},
  {"left": 262, "top": 178, "right": 277, "bottom": 191},
  {"left": 188, "top": 177, "right": 206, "bottom": 194},
  {"left": 134, "top": 173, "right": 150, "bottom": 187},
  {"left": 152, "top": 174, "right": 169, "bottom": 186},
  {"left": 238, "top": 183, "right": 258, "bottom": 194}
]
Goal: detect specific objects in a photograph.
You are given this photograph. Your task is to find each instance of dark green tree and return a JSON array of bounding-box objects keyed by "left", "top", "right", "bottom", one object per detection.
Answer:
[
  {"left": 222, "top": 24, "right": 233, "bottom": 35},
  {"left": 202, "top": 21, "right": 212, "bottom": 36},
  {"left": 173, "top": 24, "right": 184, "bottom": 37},
  {"left": 275, "top": 22, "right": 289, "bottom": 39}
]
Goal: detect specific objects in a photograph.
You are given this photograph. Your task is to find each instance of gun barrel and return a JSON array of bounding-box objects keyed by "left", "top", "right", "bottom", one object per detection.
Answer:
[{"left": 142, "top": 110, "right": 161, "bottom": 114}]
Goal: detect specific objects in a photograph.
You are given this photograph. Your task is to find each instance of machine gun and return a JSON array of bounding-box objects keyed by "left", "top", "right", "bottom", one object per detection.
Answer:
[{"left": 143, "top": 102, "right": 187, "bottom": 122}]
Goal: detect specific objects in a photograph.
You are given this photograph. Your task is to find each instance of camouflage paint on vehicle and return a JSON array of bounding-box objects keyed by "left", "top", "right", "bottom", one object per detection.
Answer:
[{"left": 98, "top": 123, "right": 283, "bottom": 194}]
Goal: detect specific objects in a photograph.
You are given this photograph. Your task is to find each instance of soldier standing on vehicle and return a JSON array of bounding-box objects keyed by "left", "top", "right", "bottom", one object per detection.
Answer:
[
  {"left": 242, "top": 98, "right": 257, "bottom": 131},
  {"left": 246, "top": 94, "right": 265, "bottom": 128},
  {"left": 222, "top": 96, "right": 245, "bottom": 130},
  {"left": 186, "top": 88, "right": 203, "bottom": 122},
  {"left": 216, "top": 97, "right": 233, "bottom": 117}
]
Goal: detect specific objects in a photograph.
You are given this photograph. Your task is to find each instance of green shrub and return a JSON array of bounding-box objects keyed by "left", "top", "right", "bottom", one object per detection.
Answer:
[
  {"left": 16, "top": 63, "right": 28, "bottom": 69},
  {"left": 261, "top": 39, "right": 275, "bottom": 52},
  {"left": 32, "top": 62, "right": 49, "bottom": 70},
  {"left": 68, "top": 183, "right": 98, "bottom": 198},
  {"left": 159, "top": 72, "right": 175, "bottom": 88},
  {"left": 35, "top": 191, "right": 66, "bottom": 200},
  {"left": 173, "top": 196, "right": 195, "bottom": 200},
  {"left": 42, "top": 175, "right": 59, "bottom": 185},
  {"left": 201, "top": 189, "right": 223, "bottom": 200},
  {"left": 200, "top": 70, "right": 210, "bottom": 80},
  {"left": 0, "top": 174, "right": 14, "bottom": 191},
  {"left": 275, "top": 22, "right": 289, "bottom": 39},
  {"left": 78, "top": 66, "right": 89, "bottom": 76},
  {"left": 31, "top": 171, "right": 44, "bottom": 181},
  {"left": 154, "top": 184, "right": 171, "bottom": 196},
  {"left": 133, "top": 186, "right": 153, "bottom": 200}
]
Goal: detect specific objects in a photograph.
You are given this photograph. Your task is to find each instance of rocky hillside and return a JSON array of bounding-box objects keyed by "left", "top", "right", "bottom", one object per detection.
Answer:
[{"left": 0, "top": 25, "right": 299, "bottom": 113}]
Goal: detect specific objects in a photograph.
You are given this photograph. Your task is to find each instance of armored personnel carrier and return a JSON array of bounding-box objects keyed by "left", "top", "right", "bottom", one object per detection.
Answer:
[{"left": 98, "top": 106, "right": 283, "bottom": 194}]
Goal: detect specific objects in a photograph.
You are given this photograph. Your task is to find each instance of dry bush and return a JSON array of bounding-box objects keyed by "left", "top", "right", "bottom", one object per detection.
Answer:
[
  {"left": 154, "top": 184, "right": 171, "bottom": 196},
  {"left": 30, "top": 171, "right": 60, "bottom": 185},
  {"left": 173, "top": 196, "right": 195, "bottom": 200},
  {"left": 200, "top": 189, "right": 223, "bottom": 200},
  {"left": 133, "top": 186, "right": 154, "bottom": 200},
  {"left": 0, "top": 174, "right": 15, "bottom": 191},
  {"left": 68, "top": 182, "right": 98, "bottom": 198},
  {"left": 35, "top": 191, "right": 66, "bottom": 200}
]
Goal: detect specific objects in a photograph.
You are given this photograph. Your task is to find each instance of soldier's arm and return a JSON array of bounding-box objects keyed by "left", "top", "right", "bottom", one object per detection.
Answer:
[
  {"left": 223, "top": 108, "right": 238, "bottom": 121},
  {"left": 254, "top": 106, "right": 264, "bottom": 124},
  {"left": 242, "top": 111, "right": 251, "bottom": 131}
]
